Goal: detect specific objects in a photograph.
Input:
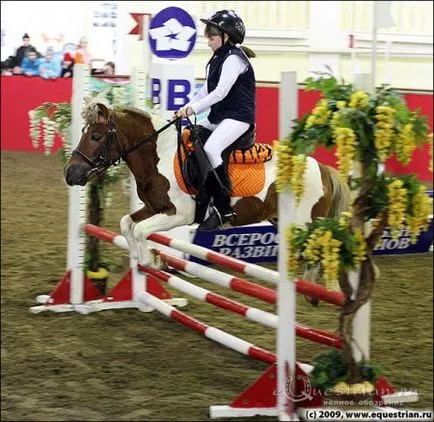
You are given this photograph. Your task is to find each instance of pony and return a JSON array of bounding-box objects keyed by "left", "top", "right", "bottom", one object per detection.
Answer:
[{"left": 64, "top": 98, "right": 351, "bottom": 276}]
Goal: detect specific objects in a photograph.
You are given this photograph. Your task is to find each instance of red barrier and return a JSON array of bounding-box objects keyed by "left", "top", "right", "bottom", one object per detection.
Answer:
[
  {"left": 1, "top": 76, "right": 432, "bottom": 181},
  {"left": 1, "top": 76, "right": 71, "bottom": 152}
]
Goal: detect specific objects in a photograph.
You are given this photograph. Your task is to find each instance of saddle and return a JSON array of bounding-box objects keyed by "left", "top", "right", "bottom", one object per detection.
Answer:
[
  {"left": 174, "top": 124, "right": 273, "bottom": 198},
  {"left": 191, "top": 123, "right": 257, "bottom": 164}
]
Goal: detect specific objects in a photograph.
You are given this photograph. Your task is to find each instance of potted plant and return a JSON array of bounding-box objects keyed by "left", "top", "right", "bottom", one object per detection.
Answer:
[{"left": 276, "top": 73, "right": 432, "bottom": 403}]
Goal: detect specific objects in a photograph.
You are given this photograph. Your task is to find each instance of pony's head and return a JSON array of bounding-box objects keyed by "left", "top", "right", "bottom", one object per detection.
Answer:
[{"left": 64, "top": 96, "right": 123, "bottom": 186}]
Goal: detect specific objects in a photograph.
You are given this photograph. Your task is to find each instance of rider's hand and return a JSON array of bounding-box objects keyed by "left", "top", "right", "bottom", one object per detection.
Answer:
[{"left": 174, "top": 106, "right": 194, "bottom": 119}]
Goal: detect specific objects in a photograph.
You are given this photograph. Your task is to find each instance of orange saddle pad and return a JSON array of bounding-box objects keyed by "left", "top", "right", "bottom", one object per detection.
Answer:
[{"left": 173, "top": 141, "right": 273, "bottom": 197}]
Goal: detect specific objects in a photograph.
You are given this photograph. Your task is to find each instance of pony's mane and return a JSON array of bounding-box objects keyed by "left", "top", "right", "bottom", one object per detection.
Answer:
[
  {"left": 81, "top": 94, "right": 152, "bottom": 126},
  {"left": 81, "top": 94, "right": 112, "bottom": 125}
]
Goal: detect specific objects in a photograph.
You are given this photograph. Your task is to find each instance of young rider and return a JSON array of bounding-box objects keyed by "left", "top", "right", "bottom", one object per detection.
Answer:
[{"left": 175, "top": 10, "right": 256, "bottom": 231}]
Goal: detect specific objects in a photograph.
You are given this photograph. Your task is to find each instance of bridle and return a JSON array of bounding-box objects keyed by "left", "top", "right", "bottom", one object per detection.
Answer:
[
  {"left": 72, "top": 116, "right": 182, "bottom": 177},
  {"left": 72, "top": 119, "right": 122, "bottom": 176}
]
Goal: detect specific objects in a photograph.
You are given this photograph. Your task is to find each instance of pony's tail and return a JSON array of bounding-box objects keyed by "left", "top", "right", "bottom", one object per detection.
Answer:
[
  {"left": 302, "top": 165, "right": 352, "bottom": 306},
  {"left": 325, "top": 165, "right": 352, "bottom": 217}
]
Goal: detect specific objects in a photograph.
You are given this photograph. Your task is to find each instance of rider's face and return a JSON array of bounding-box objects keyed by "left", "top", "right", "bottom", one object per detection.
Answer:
[{"left": 207, "top": 35, "right": 222, "bottom": 52}]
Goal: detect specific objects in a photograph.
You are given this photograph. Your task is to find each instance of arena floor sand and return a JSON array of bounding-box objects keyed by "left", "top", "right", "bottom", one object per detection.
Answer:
[{"left": 1, "top": 151, "right": 432, "bottom": 421}]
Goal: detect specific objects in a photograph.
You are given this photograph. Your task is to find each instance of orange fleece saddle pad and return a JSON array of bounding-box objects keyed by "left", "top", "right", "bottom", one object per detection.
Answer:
[{"left": 173, "top": 138, "right": 273, "bottom": 197}]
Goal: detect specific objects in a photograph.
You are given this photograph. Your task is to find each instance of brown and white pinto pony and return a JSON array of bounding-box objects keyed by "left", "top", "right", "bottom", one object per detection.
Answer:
[{"left": 64, "top": 99, "right": 351, "bottom": 280}]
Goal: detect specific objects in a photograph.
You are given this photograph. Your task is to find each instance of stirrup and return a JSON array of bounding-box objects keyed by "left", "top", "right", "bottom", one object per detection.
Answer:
[{"left": 198, "top": 206, "right": 235, "bottom": 231}]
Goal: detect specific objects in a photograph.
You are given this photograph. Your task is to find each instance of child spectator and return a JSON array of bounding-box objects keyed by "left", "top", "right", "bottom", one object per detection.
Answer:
[
  {"left": 74, "top": 36, "right": 92, "bottom": 66},
  {"left": 1, "top": 33, "right": 41, "bottom": 74},
  {"left": 61, "top": 52, "right": 74, "bottom": 78},
  {"left": 21, "top": 48, "right": 42, "bottom": 76},
  {"left": 91, "top": 61, "right": 115, "bottom": 76},
  {"left": 104, "top": 61, "right": 115, "bottom": 75},
  {"left": 39, "top": 47, "right": 61, "bottom": 79}
]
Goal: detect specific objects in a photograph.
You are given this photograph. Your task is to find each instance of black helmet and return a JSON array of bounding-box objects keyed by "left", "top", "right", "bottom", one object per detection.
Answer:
[{"left": 200, "top": 10, "right": 246, "bottom": 44}]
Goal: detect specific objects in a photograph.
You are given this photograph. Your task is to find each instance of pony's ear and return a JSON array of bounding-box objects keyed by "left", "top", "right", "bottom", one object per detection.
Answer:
[{"left": 97, "top": 103, "right": 110, "bottom": 122}]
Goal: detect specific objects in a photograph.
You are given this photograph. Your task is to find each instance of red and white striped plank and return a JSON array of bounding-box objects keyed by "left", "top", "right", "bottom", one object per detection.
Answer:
[
  {"left": 85, "top": 224, "right": 130, "bottom": 251},
  {"left": 140, "top": 265, "right": 276, "bottom": 327},
  {"left": 84, "top": 224, "right": 345, "bottom": 307},
  {"left": 156, "top": 249, "right": 276, "bottom": 304},
  {"left": 139, "top": 265, "right": 343, "bottom": 350},
  {"left": 143, "top": 253, "right": 343, "bottom": 350},
  {"left": 147, "top": 231, "right": 345, "bottom": 307},
  {"left": 138, "top": 287, "right": 276, "bottom": 365}
]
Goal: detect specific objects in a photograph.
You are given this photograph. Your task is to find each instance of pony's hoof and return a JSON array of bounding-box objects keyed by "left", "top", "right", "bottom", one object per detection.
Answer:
[
  {"left": 130, "top": 248, "right": 139, "bottom": 261},
  {"left": 138, "top": 256, "right": 153, "bottom": 267}
]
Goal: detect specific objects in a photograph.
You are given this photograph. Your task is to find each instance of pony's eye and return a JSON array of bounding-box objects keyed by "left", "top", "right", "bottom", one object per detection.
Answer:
[{"left": 91, "top": 134, "right": 102, "bottom": 141}]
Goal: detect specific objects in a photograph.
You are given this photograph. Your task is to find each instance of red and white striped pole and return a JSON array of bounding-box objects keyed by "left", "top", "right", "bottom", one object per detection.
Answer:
[
  {"left": 155, "top": 249, "right": 277, "bottom": 304},
  {"left": 139, "top": 264, "right": 342, "bottom": 350},
  {"left": 139, "top": 284, "right": 276, "bottom": 365},
  {"left": 84, "top": 224, "right": 345, "bottom": 307}
]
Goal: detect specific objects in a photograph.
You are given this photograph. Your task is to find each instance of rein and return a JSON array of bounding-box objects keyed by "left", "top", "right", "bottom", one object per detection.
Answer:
[{"left": 72, "top": 116, "right": 181, "bottom": 174}]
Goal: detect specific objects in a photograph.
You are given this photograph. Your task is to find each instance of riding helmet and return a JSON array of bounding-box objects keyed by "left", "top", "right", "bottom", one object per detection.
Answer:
[{"left": 200, "top": 10, "right": 246, "bottom": 44}]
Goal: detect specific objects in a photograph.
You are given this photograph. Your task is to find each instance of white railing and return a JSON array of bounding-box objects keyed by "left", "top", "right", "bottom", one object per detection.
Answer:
[
  {"left": 341, "top": 0, "right": 433, "bottom": 36},
  {"left": 193, "top": 1, "right": 309, "bottom": 32}
]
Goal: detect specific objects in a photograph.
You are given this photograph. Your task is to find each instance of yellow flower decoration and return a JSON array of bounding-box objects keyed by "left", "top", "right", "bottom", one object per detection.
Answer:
[
  {"left": 353, "top": 229, "right": 367, "bottom": 266},
  {"left": 290, "top": 154, "right": 307, "bottom": 204},
  {"left": 286, "top": 224, "right": 300, "bottom": 274},
  {"left": 275, "top": 140, "right": 293, "bottom": 192},
  {"left": 407, "top": 185, "right": 433, "bottom": 243},
  {"left": 305, "top": 99, "right": 331, "bottom": 128},
  {"left": 428, "top": 133, "right": 433, "bottom": 173},
  {"left": 387, "top": 179, "right": 408, "bottom": 239},
  {"left": 302, "top": 228, "right": 342, "bottom": 291},
  {"left": 375, "top": 106, "right": 395, "bottom": 161},
  {"left": 349, "top": 91, "right": 369, "bottom": 109},
  {"left": 396, "top": 122, "right": 416, "bottom": 165},
  {"left": 338, "top": 211, "right": 353, "bottom": 228},
  {"left": 86, "top": 268, "right": 109, "bottom": 279},
  {"left": 330, "top": 111, "right": 342, "bottom": 130},
  {"left": 333, "top": 127, "right": 357, "bottom": 182}
]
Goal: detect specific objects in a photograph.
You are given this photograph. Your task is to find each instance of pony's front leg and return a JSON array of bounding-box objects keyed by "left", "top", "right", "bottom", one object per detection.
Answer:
[
  {"left": 120, "top": 214, "right": 139, "bottom": 259},
  {"left": 133, "top": 213, "right": 192, "bottom": 268}
]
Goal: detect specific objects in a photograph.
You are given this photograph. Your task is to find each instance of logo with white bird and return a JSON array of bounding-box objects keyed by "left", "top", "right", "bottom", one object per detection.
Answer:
[{"left": 149, "top": 7, "right": 197, "bottom": 59}]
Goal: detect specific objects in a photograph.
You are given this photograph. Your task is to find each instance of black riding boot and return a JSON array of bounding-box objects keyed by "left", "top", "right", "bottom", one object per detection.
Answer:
[{"left": 198, "top": 164, "right": 235, "bottom": 231}]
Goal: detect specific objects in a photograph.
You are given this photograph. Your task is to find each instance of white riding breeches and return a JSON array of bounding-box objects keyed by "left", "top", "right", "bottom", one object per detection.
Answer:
[{"left": 200, "top": 118, "right": 250, "bottom": 168}]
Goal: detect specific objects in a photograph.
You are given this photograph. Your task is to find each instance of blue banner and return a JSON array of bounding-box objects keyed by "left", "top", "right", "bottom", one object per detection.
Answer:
[
  {"left": 191, "top": 191, "right": 433, "bottom": 264},
  {"left": 192, "top": 224, "right": 279, "bottom": 264}
]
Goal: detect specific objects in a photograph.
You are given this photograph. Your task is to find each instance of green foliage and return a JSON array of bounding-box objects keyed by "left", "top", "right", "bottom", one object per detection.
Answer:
[
  {"left": 359, "top": 173, "right": 427, "bottom": 221},
  {"left": 32, "top": 102, "right": 71, "bottom": 131},
  {"left": 359, "top": 360, "right": 383, "bottom": 384},
  {"left": 310, "top": 350, "right": 382, "bottom": 392},
  {"left": 310, "top": 350, "right": 348, "bottom": 391},
  {"left": 84, "top": 252, "right": 111, "bottom": 272},
  {"left": 290, "top": 216, "right": 361, "bottom": 270},
  {"left": 289, "top": 73, "right": 430, "bottom": 166},
  {"left": 305, "top": 70, "right": 353, "bottom": 101}
]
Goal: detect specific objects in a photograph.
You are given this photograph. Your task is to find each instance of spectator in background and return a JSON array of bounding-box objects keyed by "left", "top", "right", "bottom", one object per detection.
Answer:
[
  {"left": 74, "top": 36, "right": 92, "bottom": 66},
  {"left": 104, "top": 61, "right": 115, "bottom": 75},
  {"left": 39, "top": 47, "right": 61, "bottom": 79},
  {"left": 61, "top": 52, "right": 74, "bottom": 78},
  {"left": 21, "top": 47, "right": 42, "bottom": 77},
  {"left": 41, "top": 32, "right": 65, "bottom": 58},
  {"left": 92, "top": 61, "right": 115, "bottom": 76},
  {"left": 1, "top": 33, "right": 41, "bottom": 74}
]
